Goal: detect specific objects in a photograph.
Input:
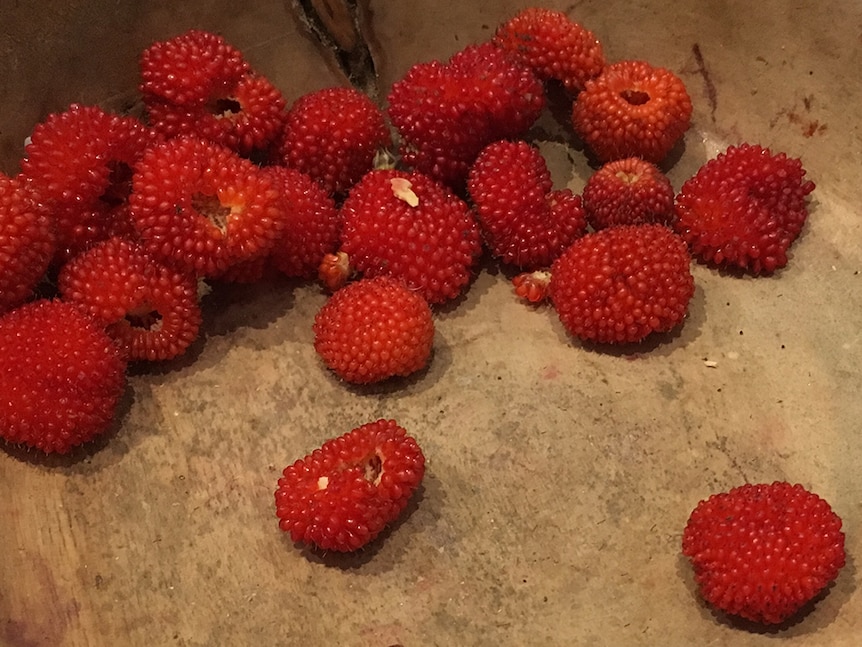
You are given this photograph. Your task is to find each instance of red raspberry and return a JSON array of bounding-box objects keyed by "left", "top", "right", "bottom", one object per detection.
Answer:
[
  {"left": 313, "top": 276, "right": 435, "bottom": 384},
  {"left": 0, "top": 300, "right": 127, "bottom": 454},
  {"left": 21, "top": 104, "right": 160, "bottom": 263},
  {"left": 278, "top": 87, "right": 392, "bottom": 196},
  {"left": 274, "top": 419, "right": 425, "bottom": 552},
  {"left": 494, "top": 7, "right": 605, "bottom": 92},
  {"left": 550, "top": 224, "right": 694, "bottom": 344},
  {"left": 682, "top": 482, "right": 846, "bottom": 625},
  {"left": 129, "top": 136, "right": 284, "bottom": 278},
  {"left": 673, "top": 143, "right": 815, "bottom": 274},
  {"left": 58, "top": 237, "right": 202, "bottom": 362},
  {"left": 388, "top": 42, "right": 545, "bottom": 189},
  {"left": 572, "top": 60, "right": 692, "bottom": 164},
  {"left": 0, "top": 173, "right": 54, "bottom": 313},
  {"left": 334, "top": 169, "right": 482, "bottom": 304},
  {"left": 139, "top": 29, "right": 251, "bottom": 107},
  {"left": 582, "top": 157, "right": 675, "bottom": 230},
  {"left": 467, "top": 140, "right": 586, "bottom": 269}
]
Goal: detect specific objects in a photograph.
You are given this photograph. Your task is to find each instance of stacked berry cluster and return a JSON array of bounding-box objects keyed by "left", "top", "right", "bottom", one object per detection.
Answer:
[{"left": 0, "top": 6, "right": 838, "bottom": 627}]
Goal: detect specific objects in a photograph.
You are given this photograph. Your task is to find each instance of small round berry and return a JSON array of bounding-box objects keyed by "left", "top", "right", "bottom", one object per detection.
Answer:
[{"left": 582, "top": 157, "right": 675, "bottom": 230}]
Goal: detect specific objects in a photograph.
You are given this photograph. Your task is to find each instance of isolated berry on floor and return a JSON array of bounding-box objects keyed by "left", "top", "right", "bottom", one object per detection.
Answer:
[
  {"left": 58, "top": 237, "right": 202, "bottom": 362},
  {"left": 278, "top": 87, "right": 392, "bottom": 197},
  {"left": 467, "top": 140, "right": 586, "bottom": 269},
  {"left": 494, "top": 7, "right": 604, "bottom": 93},
  {"left": 550, "top": 224, "right": 694, "bottom": 344},
  {"left": 335, "top": 169, "right": 483, "bottom": 304},
  {"left": 0, "top": 300, "right": 127, "bottom": 454},
  {"left": 673, "top": 143, "right": 815, "bottom": 274},
  {"left": 129, "top": 136, "right": 284, "bottom": 278},
  {"left": 582, "top": 157, "right": 675, "bottom": 230},
  {"left": 0, "top": 173, "right": 54, "bottom": 313},
  {"left": 682, "top": 482, "right": 845, "bottom": 625},
  {"left": 572, "top": 60, "right": 692, "bottom": 164},
  {"left": 313, "top": 276, "right": 435, "bottom": 384},
  {"left": 275, "top": 419, "right": 425, "bottom": 552}
]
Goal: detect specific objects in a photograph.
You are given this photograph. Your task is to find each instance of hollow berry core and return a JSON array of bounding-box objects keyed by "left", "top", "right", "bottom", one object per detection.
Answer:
[
  {"left": 191, "top": 193, "right": 231, "bottom": 233},
  {"left": 620, "top": 89, "right": 650, "bottom": 105}
]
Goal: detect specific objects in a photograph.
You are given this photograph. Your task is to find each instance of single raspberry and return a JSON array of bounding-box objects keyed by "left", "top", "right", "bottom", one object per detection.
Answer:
[
  {"left": 572, "top": 60, "right": 692, "bottom": 164},
  {"left": 549, "top": 224, "right": 694, "bottom": 344},
  {"left": 467, "top": 140, "right": 586, "bottom": 269},
  {"left": 313, "top": 276, "right": 435, "bottom": 384},
  {"left": 278, "top": 87, "right": 392, "bottom": 196},
  {"left": 673, "top": 143, "right": 815, "bottom": 274},
  {"left": 582, "top": 157, "right": 675, "bottom": 230},
  {"left": 335, "top": 169, "right": 482, "bottom": 304},
  {"left": 145, "top": 73, "right": 287, "bottom": 156},
  {"left": 275, "top": 419, "right": 425, "bottom": 552},
  {"left": 129, "top": 136, "right": 284, "bottom": 278},
  {"left": 388, "top": 42, "right": 545, "bottom": 189},
  {"left": 21, "top": 104, "right": 160, "bottom": 263},
  {"left": 58, "top": 237, "right": 202, "bottom": 361},
  {"left": 0, "top": 300, "right": 127, "bottom": 453},
  {"left": 494, "top": 7, "right": 605, "bottom": 93},
  {"left": 682, "top": 482, "right": 845, "bottom": 625},
  {"left": 0, "top": 173, "right": 54, "bottom": 313},
  {"left": 139, "top": 29, "right": 251, "bottom": 107}
]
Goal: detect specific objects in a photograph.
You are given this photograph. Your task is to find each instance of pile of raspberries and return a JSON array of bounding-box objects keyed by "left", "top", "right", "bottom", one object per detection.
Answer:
[{"left": 0, "top": 7, "right": 838, "bottom": 630}]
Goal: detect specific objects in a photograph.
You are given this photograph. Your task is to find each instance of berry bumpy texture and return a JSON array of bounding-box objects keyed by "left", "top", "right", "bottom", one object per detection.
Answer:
[
  {"left": 0, "top": 300, "right": 127, "bottom": 454},
  {"left": 673, "top": 143, "right": 815, "bottom": 274},
  {"left": 338, "top": 169, "right": 483, "bottom": 305},
  {"left": 582, "top": 157, "right": 675, "bottom": 230},
  {"left": 388, "top": 42, "right": 545, "bottom": 189},
  {"left": 0, "top": 173, "right": 54, "bottom": 313},
  {"left": 279, "top": 87, "right": 392, "bottom": 197},
  {"left": 493, "top": 7, "right": 605, "bottom": 93},
  {"left": 467, "top": 140, "right": 586, "bottom": 269},
  {"left": 274, "top": 419, "right": 425, "bottom": 552},
  {"left": 572, "top": 60, "right": 692, "bottom": 164},
  {"left": 313, "top": 276, "right": 435, "bottom": 384},
  {"left": 58, "top": 237, "right": 202, "bottom": 362},
  {"left": 550, "top": 224, "right": 694, "bottom": 344},
  {"left": 682, "top": 482, "right": 846, "bottom": 625}
]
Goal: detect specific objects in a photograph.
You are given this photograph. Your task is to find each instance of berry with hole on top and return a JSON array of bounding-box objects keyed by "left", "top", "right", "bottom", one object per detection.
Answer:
[
  {"left": 0, "top": 299, "right": 127, "bottom": 454},
  {"left": 333, "top": 169, "right": 482, "bottom": 305},
  {"left": 582, "top": 157, "right": 675, "bottom": 230},
  {"left": 549, "top": 224, "right": 694, "bottom": 344},
  {"left": 682, "top": 481, "right": 845, "bottom": 625},
  {"left": 274, "top": 419, "right": 425, "bottom": 552},
  {"left": 313, "top": 276, "right": 435, "bottom": 384},
  {"left": 572, "top": 60, "right": 692, "bottom": 164},
  {"left": 673, "top": 143, "right": 815, "bottom": 274},
  {"left": 493, "top": 7, "right": 605, "bottom": 93},
  {"left": 467, "top": 140, "right": 586, "bottom": 269},
  {"left": 58, "top": 237, "right": 202, "bottom": 362}
]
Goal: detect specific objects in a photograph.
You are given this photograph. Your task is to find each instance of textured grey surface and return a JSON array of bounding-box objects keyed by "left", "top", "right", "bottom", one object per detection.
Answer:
[{"left": 1, "top": 1, "right": 861, "bottom": 645}]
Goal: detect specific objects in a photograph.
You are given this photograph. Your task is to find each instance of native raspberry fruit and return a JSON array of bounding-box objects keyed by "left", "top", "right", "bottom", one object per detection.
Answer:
[
  {"left": 129, "top": 136, "right": 284, "bottom": 278},
  {"left": 682, "top": 482, "right": 845, "bottom": 625},
  {"left": 388, "top": 42, "right": 545, "bottom": 189},
  {"left": 467, "top": 140, "right": 586, "bottom": 269},
  {"left": 494, "top": 7, "right": 605, "bottom": 93},
  {"left": 278, "top": 87, "right": 392, "bottom": 197},
  {"left": 313, "top": 276, "right": 435, "bottom": 384},
  {"left": 0, "top": 300, "right": 127, "bottom": 453},
  {"left": 58, "top": 237, "right": 202, "bottom": 361},
  {"left": 275, "top": 419, "right": 425, "bottom": 552},
  {"left": 0, "top": 173, "right": 54, "bottom": 313},
  {"left": 673, "top": 143, "right": 815, "bottom": 274},
  {"left": 550, "top": 224, "right": 694, "bottom": 344},
  {"left": 334, "top": 169, "right": 482, "bottom": 304},
  {"left": 582, "top": 157, "right": 675, "bottom": 230},
  {"left": 21, "top": 104, "right": 160, "bottom": 263},
  {"left": 572, "top": 60, "right": 692, "bottom": 164}
]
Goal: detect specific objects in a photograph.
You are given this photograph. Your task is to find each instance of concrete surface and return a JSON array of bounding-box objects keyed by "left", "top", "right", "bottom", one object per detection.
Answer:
[{"left": 1, "top": 0, "right": 861, "bottom": 645}]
